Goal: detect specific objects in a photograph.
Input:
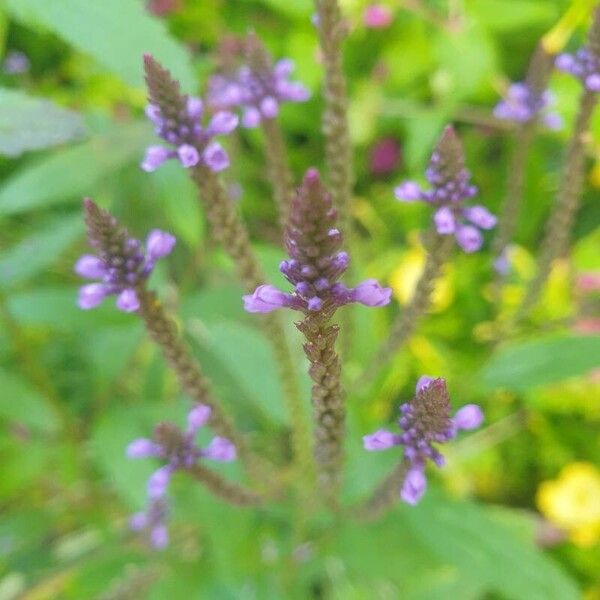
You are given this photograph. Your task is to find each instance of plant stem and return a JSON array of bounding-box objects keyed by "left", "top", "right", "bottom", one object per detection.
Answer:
[
  {"left": 296, "top": 307, "right": 344, "bottom": 508},
  {"left": 516, "top": 89, "right": 597, "bottom": 321},
  {"left": 261, "top": 117, "right": 294, "bottom": 231},
  {"left": 187, "top": 463, "right": 262, "bottom": 506},
  {"left": 354, "top": 460, "right": 408, "bottom": 521},
  {"left": 314, "top": 0, "right": 353, "bottom": 230},
  {"left": 190, "top": 167, "right": 312, "bottom": 480},
  {"left": 358, "top": 232, "right": 453, "bottom": 388}
]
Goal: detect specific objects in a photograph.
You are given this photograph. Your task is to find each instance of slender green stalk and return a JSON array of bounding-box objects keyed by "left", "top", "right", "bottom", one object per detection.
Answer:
[
  {"left": 358, "top": 232, "right": 453, "bottom": 388},
  {"left": 516, "top": 89, "right": 597, "bottom": 321},
  {"left": 187, "top": 463, "right": 262, "bottom": 506},
  {"left": 261, "top": 116, "right": 294, "bottom": 229},
  {"left": 354, "top": 460, "right": 409, "bottom": 521},
  {"left": 314, "top": 0, "right": 353, "bottom": 229},
  {"left": 191, "top": 166, "right": 313, "bottom": 481}
]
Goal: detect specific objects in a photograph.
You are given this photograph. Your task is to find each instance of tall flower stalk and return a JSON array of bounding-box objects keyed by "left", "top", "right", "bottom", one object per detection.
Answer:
[
  {"left": 243, "top": 169, "right": 391, "bottom": 506},
  {"left": 142, "top": 55, "right": 310, "bottom": 480},
  {"left": 356, "top": 377, "right": 483, "bottom": 520},
  {"left": 491, "top": 45, "right": 559, "bottom": 286},
  {"left": 208, "top": 33, "right": 309, "bottom": 229},
  {"left": 517, "top": 9, "right": 600, "bottom": 321},
  {"left": 360, "top": 126, "right": 496, "bottom": 385},
  {"left": 76, "top": 198, "right": 261, "bottom": 479},
  {"left": 314, "top": 0, "right": 353, "bottom": 232}
]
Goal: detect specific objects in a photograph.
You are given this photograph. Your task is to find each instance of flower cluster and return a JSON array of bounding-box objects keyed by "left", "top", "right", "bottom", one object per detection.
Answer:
[
  {"left": 394, "top": 126, "right": 496, "bottom": 253},
  {"left": 76, "top": 198, "right": 175, "bottom": 313},
  {"left": 243, "top": 168, "right": 391, "bottom": 313},
  {"left": 363, "top": 376, "right": 483, "bottom": 505},
  {"left": 556, "top": 49, "right": 600, "bottom": 92},
  {"left": 207, "top": 36, "right": 309, "bottom": 128},
  {"left": 141, "top": 54, "right": 238, "bottom": 173},
  {"left": 127, "top": 404, "right": 236, "bottom": 549},
  {"left": 494, "top": 83, "right": 562, "bottom": 129}
]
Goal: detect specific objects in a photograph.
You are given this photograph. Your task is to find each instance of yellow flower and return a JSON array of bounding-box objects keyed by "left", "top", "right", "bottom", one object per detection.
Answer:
[{"left": 537, "top": 462, "right": 600, "bottom": 547}]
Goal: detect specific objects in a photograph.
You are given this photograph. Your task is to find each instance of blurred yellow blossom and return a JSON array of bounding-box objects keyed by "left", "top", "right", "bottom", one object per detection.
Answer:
[
  {"left": 389, "top": 234, "right": 453, "bottom": 310},
  {"left": 537, "top": 462, "right": 600, "bottom": 547}
]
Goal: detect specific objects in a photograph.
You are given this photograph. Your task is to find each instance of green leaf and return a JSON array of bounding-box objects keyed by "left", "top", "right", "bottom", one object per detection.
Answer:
[
  {"left": 0, "top": 214, "right": 82, "bottom": 288},
  {"left": 405, "top": 492, "right": 580, "bottom": 600},
  {"left": 469, "top": 0, "right": 558, "bottom": 32},
  {"left": 0, "top": 367, "right": 60, "bottom": 432},
  {"left": 0, "top": 121, "right": 152, "bottom": 215},
  {"left": 0, "top": 88, "right": 87, "bottom": 157},
  {"left": 4, "top": 0, "right": 194, "bottom": 89},
  {"left": 480, "top": 335, "right": 600, "bottom": 391}
]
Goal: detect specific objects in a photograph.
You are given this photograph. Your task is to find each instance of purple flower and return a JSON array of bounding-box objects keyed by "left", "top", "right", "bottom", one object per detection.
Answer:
[
  {"left": 126, "top": 404, "right": 236, "bottom": 549},
  {"left": 243, "top": 169, "right": 391, "bottom": 314},
  {"left": 556, "top": 44, "right": 600, "bottom": 93},
  {"left": 393, "top": 126, "right": 495, "bottom": 253},
  {"left": 363, "top": 4, "right": 393, "bottom": 29},
  {"left": 369, "top": 138, "right": 401, "bottom": 177},
  {"left": 75, "top": 199, "right": 175, "bottom": 313},
  {"left": 493, "top": 83, "right": 562, "bottom": 129},
  {"left": 207, "top": 35, "right": 309, "bottom": 128},
  {"left": 141, "top": 54, "right": 239, "bottom": 173},
  {"left": 3, "top": 50, "right": 30, "bottom": 74},
  {"left": 363, "top": 376, "right": 483, "bottom": 505}
]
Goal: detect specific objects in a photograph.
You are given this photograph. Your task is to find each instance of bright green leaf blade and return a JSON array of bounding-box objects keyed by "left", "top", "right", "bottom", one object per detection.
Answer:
[
  {"left": 0, "top": 88, "right": 87, "bottom": 157},
  {"left": 4, "top": 0, "right": 194, "bottom": 89},
  {"left": 469, "top": 0, "right": 558, "bottom": 32},
  {"left": 0, "top": 121, "right": 152, "bottom": 215},
  {"left": 480, "top": 335, "right": 600, "bottom": 391},
  {"left": 0, "top": 214, "right": 82, "bottom": 288},
  {"left": 405, "top": 492, "right": 580, "bottom": 600}
]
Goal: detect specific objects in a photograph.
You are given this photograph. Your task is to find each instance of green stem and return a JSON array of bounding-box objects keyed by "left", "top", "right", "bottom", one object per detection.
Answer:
[{"left": 187, "top": 463, "right": 262, "bottom": 506}]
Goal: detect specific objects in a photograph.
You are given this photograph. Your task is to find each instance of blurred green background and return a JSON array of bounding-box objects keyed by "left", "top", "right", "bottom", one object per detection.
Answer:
[{"left": 1, "top": 0, "right": 599, "bottom": 598}]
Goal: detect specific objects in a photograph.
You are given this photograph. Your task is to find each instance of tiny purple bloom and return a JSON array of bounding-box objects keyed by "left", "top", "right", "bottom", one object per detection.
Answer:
[
  {"left": 242, "top": 106, "right": 262, "bottom": 128},
  {"left": 351, "top": 279, "right": 392, "bottom": 307},
  {"left": 203, "top": 437, "right": 237, "bottom": 462},
  {"left": 434, "top": 206, "right": 456, "bottom": 234},
  {"left": 453, "top": 404, "right": 484, "bottom": 430},
  {"left": 243, "top": 284, "right": 290, "bottom": 313},
  {"left": 400, "top": 467, "right": 427, "bottom": 505},
  {"left": 187, "top": 404, "right": 212, "bottom": 432},
  {"left": 363, "top": 4, "right": 393, "bottom": 29},
  {"left": 202, "top": 141, "right": 229, "bottom": 172},
  {"left": 130, "top": 512, "right": 148, "bottom": 531},
  {"left": 146, "top": 230, "right": 176, "bottom": 262},
  {"left": 363, "top": 429, "right": 397, "bottom": 451},
  {"left": 455, "top": 225, "right": 483, "bottom": 253},
  {"left": 416, "top": 375, "right": 434, "bottom": 394},
  {"left": 116, "top": 289, "right": 140, "bottom": 313},
  {"left": 177, "top": 144, "right": 200, "bottom": 168},
  {"left": 78, "top": 283, "right": 109, "bottom": 309},
  {"left": 148, "top": 466, "right": 172, "bottom": 500},
  {"left": 394, "top": 181, "right": 422, "bottom": 202},
  {"left": 260, "top": 96, "right": 279, "bottom": 119},
  {"left": 463, "top": 205, "right": 497, "bottom": 230},
  {"left": 150, "top": 524, "right": 169, "bottom": 549},
  {"left": 75, "top": 255, "right": 105, "bottom": 279},
  {"left": 585, "top": 73, "right": 600, "bottom": 91},
  {"left": 207, "top": 111, "right": 239, "bottom": 135},
  {"left": 141, "top": 145, "right": 171, "bottom": 172},
  {"left": 127, "top": 438, "right": 161, "bottom": 459},
  {"left": 186, "top": 96, "right": 204, "bottom": 119}
]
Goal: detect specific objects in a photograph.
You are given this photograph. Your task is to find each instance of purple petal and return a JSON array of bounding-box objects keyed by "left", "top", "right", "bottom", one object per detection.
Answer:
[
  {"left": 243, "top": 284, "right": 290, "bottom": 313},
  {"left": 434, "top": 206, "right": 456, "bottom": 234},
  {"left": 350, "top": 279, "right": 392, "bottom": 307},
  {"left": 555, "top": 53, "right": 575, "bottom": 73},
  {"left": 75, "top": 255, "right": 105, "bottom": 279},
  {"left": 400, "top": 468, "right": 427, "bottom": 505},
  {"left": 307, "top": 296, "right": 323, "bottom": 311},
  {"left": 78, "top": 283, "right": 109, "bottom": 309},
  {"left": 187, "top": 404, "right": 211, "bottom": 433},
  {"left": 141, "top": 145, "right": 171, "bottom": 172},
  {"left": 203, "top": 436, "right": 236, "bottom": 462},
  {"left": 260, "top": 96, "right": 279, "bottom": 119},
  {"left": 542, "top": 113, "right": 563, "bottom": 130},
  {"left": 416, "top": 375, "right": 434, "bottom": 394},
  {"left": 186, "top": 96, "right": 204, "bottom": 119},
  {"left": 207, "top": 111, "right": 239, "bottom": 135},
  {"left": 129, "top": 511, "right": 148, "bottom": 531},
  {"left": 462, "top": 205, "right": 496, "bottom": 230},
  {"left": 150, "top": 524, "right": 169, "bottom": 549},
  {"left": 202, "top": 141, "right": 229, "bottom": 172},
  {"left": 116, "top": 289, "right": 140, "bottom": 313},
  {"left": 585, "top": 73, "right": 600, "bottom": 92},
  {"left": 126, "top": 438, "right": 160, "bottom": 459},
  {"left": 494, "top": 250, "right": 510, "bottom": 275},
  {"left": 453, "top": 404, "right": 484, "bottom": 430},
  {"left": 363, "top": 429, "right": 397, "bottom": 451},
  {"left": 177, "top": 144, "right": 200, "bottom": 168},
  {"left": 455, "top": 225, "right": 483, "bottom": 253},
  {"left": 394, "top": 181, "right": 422, "bottom": 202},
  {"left": 146, "top": 230, "right": 176, "bottom": 261},
  {"left": 147, "top": 466, "right": 172, "bottom": 499},
  {"left": 242, "top": 106, "right": 261, "bottom": 128},
  {"left": 145, "top": 104, "right": 163, "bottom": 126},
  {"left": 274, "top": 58, "right": 294, "bottom": 78}
]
